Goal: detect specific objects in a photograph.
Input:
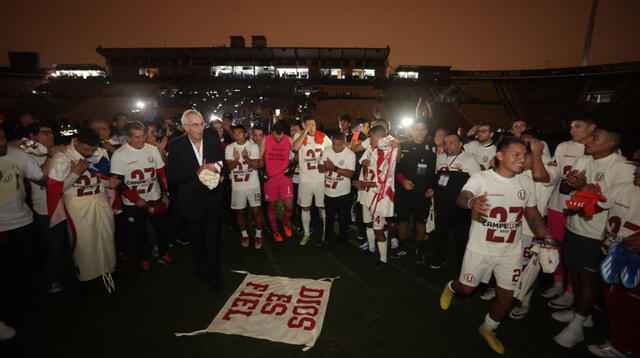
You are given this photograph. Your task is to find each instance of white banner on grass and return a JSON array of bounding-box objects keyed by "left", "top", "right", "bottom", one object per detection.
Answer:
[{"left": 176, "top": 271, "right": 337, "bottom": 351}]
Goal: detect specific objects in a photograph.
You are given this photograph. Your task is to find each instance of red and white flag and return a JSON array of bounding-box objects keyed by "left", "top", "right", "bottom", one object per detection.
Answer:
[{"left": 176, "top": 272, "right": 337, "bottom": 351}]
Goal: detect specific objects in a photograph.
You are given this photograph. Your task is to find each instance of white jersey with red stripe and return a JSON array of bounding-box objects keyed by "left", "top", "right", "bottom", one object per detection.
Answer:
[
  {"left": 358, "top": 145, "right": 396, "bottom": 218},
  {"left": 110, "top": 143, "right": 165, "bottom": 205},
  {"left": 224, "top": 141, "right": 260, "bottom": 191},
  {"left": 598, "top": 183, "right": 640, "bottom": 253},
  {"left": 462, "top": 169, "right": 537, "bottom": 257},
  {"left": 294, "top": 132, "right": 332, "bottom": 182},
  {"left": 547, "top": 140, "right": 585, "bottom": 212}
]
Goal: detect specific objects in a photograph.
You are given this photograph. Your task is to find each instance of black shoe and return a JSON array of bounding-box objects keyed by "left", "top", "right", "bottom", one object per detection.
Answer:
[
  {"left": 414, "top": 253, "right": 426, "bottom": 264},
  {"left": 316, "top": 241, "right": 330, "bottom": 248},
  {"left": 390, "top": 248, "right": 408, "bottom": 259},
  {"left": 375, "top": 260, "right": 387, "bottom": 270},
  {"left": 430, "top": 261, "right": 447, "bottom": 269}
]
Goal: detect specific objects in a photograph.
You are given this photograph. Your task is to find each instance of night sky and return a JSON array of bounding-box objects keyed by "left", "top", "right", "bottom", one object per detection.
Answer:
[{"left": 2, "top": 0, "right": 639, "bottom": 70}]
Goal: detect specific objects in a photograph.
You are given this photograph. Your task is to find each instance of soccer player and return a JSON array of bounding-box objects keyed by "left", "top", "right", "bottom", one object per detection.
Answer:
[
  {"left": 47, "top": 128, "right": 116, "bottom": 292},
  {"left": 319, "top": 133, "right": 356, "bottom": 247},
  {"left": 554, "top": 128, "right": 635, "bottom": 348},
  {"left": 431, "top": 133, "right": 481, "bottom": 269},
  {"left": 292, "top": 116, "right": 332, "bottom": 245},
  {"left": 586, "top": 165, "right": 640, "bottom": 358},
  {"left": 392, "top": 119, "right": 436, "bottom": 263},
  {"left": 544, "top": 115, "right": 597, "bottom": 307},
  {"left": 439, "top": 137, "right": 553, "bottom": 355},
  {"left": 225, "top": 124, "right": 264, "bottom": 249},
  {"left": 110, "top": 121, "right": 172, "bottom": 275},
  {"left": 464, "top": 122, "right": 497, "bottom": 170},
  {"left": 353, "top": 125, "right": 399, "bottom": 268},
  {"left": 260, "top": 121, "right": 294, "bottom": 242}
]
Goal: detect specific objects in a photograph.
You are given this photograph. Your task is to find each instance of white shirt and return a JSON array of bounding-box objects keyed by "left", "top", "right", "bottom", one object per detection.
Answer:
[
  {"left": 462, "top": 170, "right": 537, "bottom": 256},
  {"left": 521, "top": 161, "right": 561, "bottom": 236},
  {"left": 436, "top": 151, "right": 481, "bottom": 175},
  {"left": 463, "top": 140, "right": 496, "bottom": 170},
  {"left": 190, "top": 138, "right": 203, "bottom": 166},
  {"left": 321, "top": 147, "right": 356, "bottom": 198},
  {"left": 294, "top": 132, "right": 332, "bottom": 182},
  {"left": 547, "top": 140, "right": 585, "bottom": 212},
  {"left": 565, "top": 153, "right": 635, "bottom": 240},
  {"left": 0, "top": 147, "right": 43, "bottom": 231},
  {"left": 225, "top": 141, "right": 260, "bottom": 190},
  {"left": 111, "top": 143, "right": 165, "bottom": 205},
  {"left": 599, "top": 183, "right": 640, "bottom": 253}
]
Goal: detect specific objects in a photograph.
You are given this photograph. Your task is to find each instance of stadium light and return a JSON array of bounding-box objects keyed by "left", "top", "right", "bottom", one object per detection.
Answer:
[
  {"left": 209, "top": 114, "right": 221, "bottom": 122},
  {"left": 135, "top": 100, "right": 146, "bottom": 109},
  {"left": 400, "top": 116, "right": 415, "bottom": 128}
]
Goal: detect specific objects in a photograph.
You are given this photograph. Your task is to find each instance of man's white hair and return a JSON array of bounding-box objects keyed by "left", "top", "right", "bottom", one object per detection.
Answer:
[{"left": 181, "top": 109, "right": 203, "bottom": 125}]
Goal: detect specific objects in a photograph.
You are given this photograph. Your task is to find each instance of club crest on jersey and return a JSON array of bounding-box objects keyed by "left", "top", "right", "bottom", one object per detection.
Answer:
[
  {"left": 339, "top": 160, "right": 344, "bottom": 166},
  {"left": 517, "top": 189, "right": 527, "bottom": 200},
  {"left": 595, "top": 172, "right": 604, "bottom": 182},
  {"left": 482, "top": 155, "right": 489, "bottom": 162},
  {"left": 147, "top": 156, "right": 154, "bottom": 163},
  {"left": 463, "top": 273, "right": 476, "bottom": 283}
]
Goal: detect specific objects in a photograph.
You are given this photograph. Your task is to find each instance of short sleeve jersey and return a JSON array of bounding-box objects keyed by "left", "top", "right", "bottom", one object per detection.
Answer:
[
  {"left": 225, "top": 141, "right": 260, "bottom": 190},
  {"left": 321, "top": 147, "right": 356, "bottom": 197},
  {"left": 565, "top": 153, "right": 635, "bottom": 240},
  {"left": 462, "top": 170, "right": 537, "bottom": 256},
  {"left": 111, "top": 143, "right": 165, "bottom": 205}
]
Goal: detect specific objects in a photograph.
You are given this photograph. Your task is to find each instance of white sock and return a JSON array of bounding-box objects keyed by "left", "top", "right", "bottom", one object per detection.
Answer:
[
  {"left": 241, "top": 230, "right": 248, "bottom": 238},
  {"left": 377, "top": 240, "right": 388, "bottom": 263},
  {"left": 255, "top": 229, "right": 262, "bottom": 238},
  {"left": 481, "top": 313, "right": 500, "bottom": 332},
  {"left": 366, "top": 228, "right": 375, "bottom": 253},
  {"left": 447, "top": 280, "right": 456, "bottom": 294},
  {"left": 302, "top": 210, "right": 311, "bottom": 236},
  {"left": 569, "top": 313, "right": 586, "bottom": 331}
]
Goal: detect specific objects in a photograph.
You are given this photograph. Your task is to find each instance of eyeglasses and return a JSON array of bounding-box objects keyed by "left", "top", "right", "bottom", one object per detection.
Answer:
[{"left": 187, "top": 122, "right": 206, "bottom": 129}]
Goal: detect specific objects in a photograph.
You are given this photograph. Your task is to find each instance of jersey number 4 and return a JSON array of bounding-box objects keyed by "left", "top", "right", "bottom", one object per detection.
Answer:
[{"left": 486, "top": 206, "right": 524, "bottom": 243}]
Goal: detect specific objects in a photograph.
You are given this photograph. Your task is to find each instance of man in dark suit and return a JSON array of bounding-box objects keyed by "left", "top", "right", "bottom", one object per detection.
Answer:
[{"left": 166, "top": 109, "right": 226, "bottom": 288}]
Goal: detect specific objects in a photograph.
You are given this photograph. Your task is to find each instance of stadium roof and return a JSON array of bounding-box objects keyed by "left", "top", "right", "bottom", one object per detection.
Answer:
[{"left": 96, "top": 46, "right": 390, "bottom": 61}]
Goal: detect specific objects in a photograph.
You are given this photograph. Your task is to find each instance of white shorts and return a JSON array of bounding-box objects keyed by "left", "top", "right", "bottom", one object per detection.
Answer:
[
  {"left": 297, "top": 181, "right": 325, "bottom": 208},
  {"left": 231, "top": 187, "right": 262, "bottom": 210},
  {"left": 362, "top": 206, "right": 386, "bottom": 230},
  {"left": 521, "top": 234, "right": 534, "bottom": 266},
  {"left": 459, "top": 250, "right": 522, "bottom": 291}
]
